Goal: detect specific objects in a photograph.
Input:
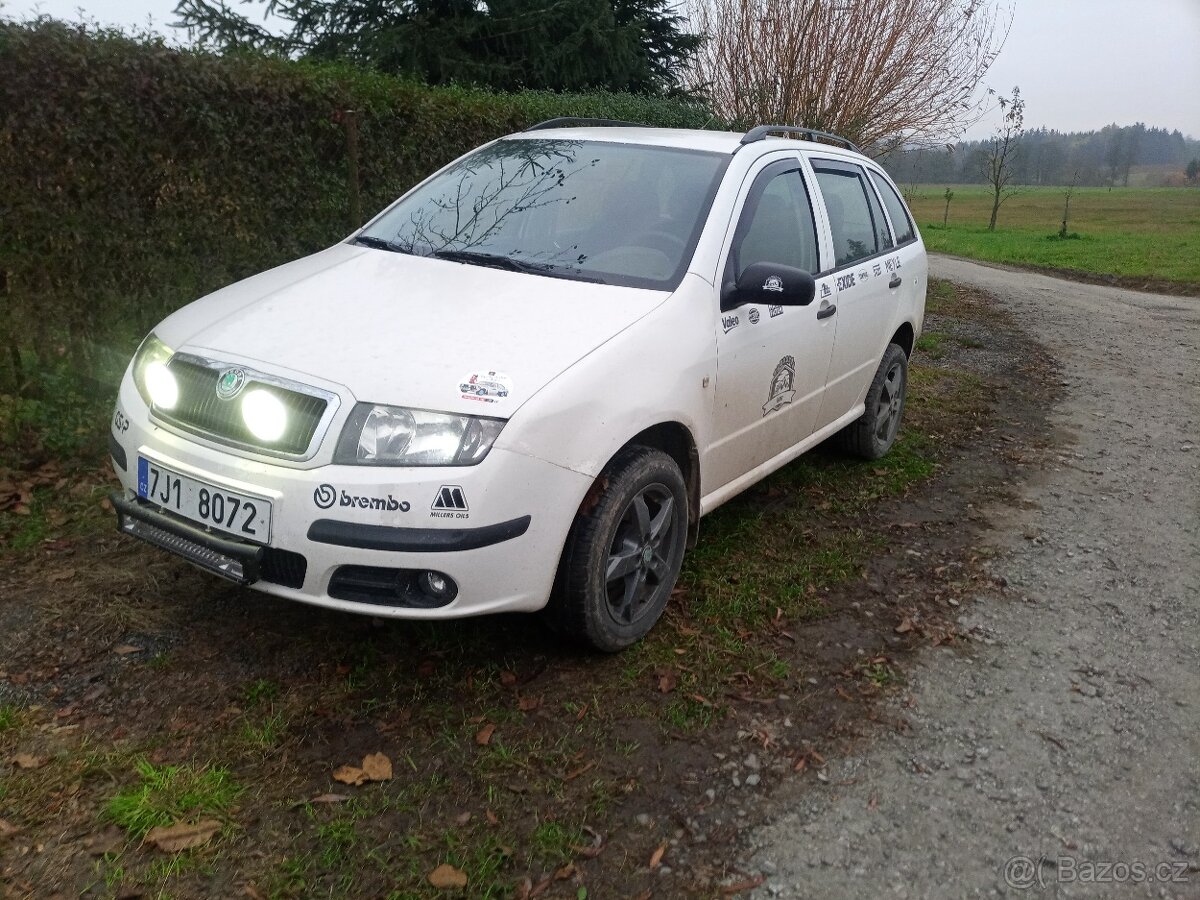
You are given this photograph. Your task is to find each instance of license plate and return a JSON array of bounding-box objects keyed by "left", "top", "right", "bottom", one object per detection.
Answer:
[{"left": 137, "top": 457, "right": 271, "bottom": 544}]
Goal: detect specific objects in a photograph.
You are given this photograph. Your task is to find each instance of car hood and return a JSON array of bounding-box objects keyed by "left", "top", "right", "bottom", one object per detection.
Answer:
[{"left": 159, "top": 244, "right": 669, "bottom": 417}]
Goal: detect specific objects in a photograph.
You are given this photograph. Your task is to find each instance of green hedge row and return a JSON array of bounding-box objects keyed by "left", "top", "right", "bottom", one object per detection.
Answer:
[{"left": 0, "top": 19, "right": 719, "bottom": 394}]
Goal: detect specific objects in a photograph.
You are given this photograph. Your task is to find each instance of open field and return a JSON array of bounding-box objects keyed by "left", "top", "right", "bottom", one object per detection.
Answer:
[
  {"left": 905, "top": 185, "right": 1200, "bottom": 291},
  {"left": 0, "top": 283, "right": 1057, "bottom": 898}
]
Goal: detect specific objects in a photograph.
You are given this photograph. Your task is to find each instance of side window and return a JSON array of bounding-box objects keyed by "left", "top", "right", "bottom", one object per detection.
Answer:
[
  {"left": 869, "top": 171, "right": 916, "bottom": 244},
  {"left": 731, "top": 166, "right": 820, "bottom": 278},
  {"left": 812, "top": 161, "right": 887, "bottom": 267}
]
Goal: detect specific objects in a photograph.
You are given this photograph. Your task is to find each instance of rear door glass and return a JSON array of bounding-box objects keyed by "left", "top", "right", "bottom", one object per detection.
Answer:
[{"left": 811, "top": 160, "right": 887, "bottom": 268}]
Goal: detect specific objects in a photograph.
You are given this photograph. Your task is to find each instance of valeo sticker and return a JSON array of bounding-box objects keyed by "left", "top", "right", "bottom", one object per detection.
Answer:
[{"left": 458, "top": 370, "right": 513, "bottom": 404}]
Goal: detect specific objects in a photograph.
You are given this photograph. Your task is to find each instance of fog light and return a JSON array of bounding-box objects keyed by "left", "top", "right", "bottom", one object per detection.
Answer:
[
  {"left": 144, "top": 361, "right": 179, "bottom": 410},
  {"left": 415, "top": 570, "right": 457, "bottom": 602},
  {"left": 242, "top": 389, "right": 287, "bottom": 443}
]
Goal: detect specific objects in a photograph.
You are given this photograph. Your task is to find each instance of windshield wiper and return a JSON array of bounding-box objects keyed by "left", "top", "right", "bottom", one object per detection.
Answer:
[
  {"left": 431, "top": 249, "right": 606, "bottom": 284},
  {"left": 353, "top": 235, "right": 408, "bottom": 253}
]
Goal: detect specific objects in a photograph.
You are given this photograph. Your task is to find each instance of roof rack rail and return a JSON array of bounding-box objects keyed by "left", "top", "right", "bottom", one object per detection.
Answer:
[
  {"left": 739, "top": 125, "right": 861, "bottom": 154},
  {"left": 524, "top": 117, "right": 648, "bottom": 132}
]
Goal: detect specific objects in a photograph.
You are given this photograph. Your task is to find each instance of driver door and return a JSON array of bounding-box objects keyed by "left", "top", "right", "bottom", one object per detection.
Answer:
[{"left": 705, "top": 158, "right": 837, "bottom": 493}]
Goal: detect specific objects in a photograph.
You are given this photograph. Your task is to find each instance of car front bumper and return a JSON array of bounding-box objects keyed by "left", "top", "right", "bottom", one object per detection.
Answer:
[{"left": 108, "top": 381, "right": 591, "bottom": 619}]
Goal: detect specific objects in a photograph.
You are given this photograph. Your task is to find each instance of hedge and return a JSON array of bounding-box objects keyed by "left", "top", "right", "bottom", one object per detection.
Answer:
[{"left": 0, "top": 19, "right": 721, "bottom": 398}]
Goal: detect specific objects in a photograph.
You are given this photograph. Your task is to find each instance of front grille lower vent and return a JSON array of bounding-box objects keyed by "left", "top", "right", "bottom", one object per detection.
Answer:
[
  {"left": 155, "top": 356, "right": 329, "bottom": 456},
  {"left": 261, "top": 548, "right": 308, "bottom": 589}
]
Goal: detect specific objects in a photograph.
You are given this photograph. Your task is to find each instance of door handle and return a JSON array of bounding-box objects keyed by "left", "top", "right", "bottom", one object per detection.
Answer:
[
  {"left": 816, "top": 302, "right": 837, "bottom": 320},
  {"left": 889, "top": 275, "right": 902, "bottom": 289}
]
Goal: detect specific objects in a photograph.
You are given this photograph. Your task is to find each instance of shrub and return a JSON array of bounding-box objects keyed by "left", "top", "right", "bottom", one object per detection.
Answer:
[{"left": 0, "top": 18, "right": 720, "bottom": 440}]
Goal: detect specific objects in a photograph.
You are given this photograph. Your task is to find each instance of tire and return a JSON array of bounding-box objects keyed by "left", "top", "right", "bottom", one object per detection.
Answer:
[
  {"left": 836, "top": 343, "right": 909, "bottom": 460},
  {"left": 546, "top": 446, "right": 688, "bottom": 652}
]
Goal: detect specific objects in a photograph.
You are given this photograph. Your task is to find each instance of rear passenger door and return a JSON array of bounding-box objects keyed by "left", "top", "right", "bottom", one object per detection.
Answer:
[{"left": 807, "top": 157, "right": 896, "bottom": 427}]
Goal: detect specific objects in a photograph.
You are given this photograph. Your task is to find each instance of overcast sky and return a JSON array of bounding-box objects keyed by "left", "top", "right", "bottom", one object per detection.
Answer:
[{"left": 9, "top": 0, "right": 1200, "bottom": 141}]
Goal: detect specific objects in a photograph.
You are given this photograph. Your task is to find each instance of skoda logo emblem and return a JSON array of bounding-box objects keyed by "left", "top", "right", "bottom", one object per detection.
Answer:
[{"left": 216, "top": 368, "right": 247, "bottom": 400}]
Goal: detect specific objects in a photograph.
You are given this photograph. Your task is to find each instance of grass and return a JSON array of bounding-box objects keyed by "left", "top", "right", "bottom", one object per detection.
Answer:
[
  {"left": 906, "top": 184, "right": 1200, "bottom": 286},
  {"left": 104, "top": 759, "right": 243, "bottom": 838},
  {"left": 0, "top": 704, "right": 24, "bottom": 733}
]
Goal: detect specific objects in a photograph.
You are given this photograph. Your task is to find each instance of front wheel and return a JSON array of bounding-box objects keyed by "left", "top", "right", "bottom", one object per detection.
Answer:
[
  {"left": 546, "top": 446, "right": 688, "bottom": 652},
  {"left": 836, "top": 342, "right": 909, "bottom": 460}
]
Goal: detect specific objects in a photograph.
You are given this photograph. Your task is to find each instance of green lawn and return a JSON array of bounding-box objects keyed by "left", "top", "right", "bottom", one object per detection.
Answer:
[{"left": 905, "top": 185, "right": 1200, "bottom": 287}]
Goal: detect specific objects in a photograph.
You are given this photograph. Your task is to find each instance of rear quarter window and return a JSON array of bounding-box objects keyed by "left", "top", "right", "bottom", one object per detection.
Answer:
[{"left": 869, "top": 171, "right": 917, "bottom": 245}]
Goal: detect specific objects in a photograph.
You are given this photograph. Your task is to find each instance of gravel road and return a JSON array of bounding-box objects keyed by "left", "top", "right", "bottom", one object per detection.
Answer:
[{"left": 746, "top": 256, "right": 1200, "bottom": 898}]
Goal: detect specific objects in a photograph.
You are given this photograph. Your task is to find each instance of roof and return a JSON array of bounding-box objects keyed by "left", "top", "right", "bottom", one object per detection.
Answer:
[{"left": 507, "top": 126, "right": 863, "bottom": 158}]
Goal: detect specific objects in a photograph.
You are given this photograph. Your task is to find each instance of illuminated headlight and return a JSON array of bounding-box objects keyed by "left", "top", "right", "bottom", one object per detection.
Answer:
[
  {"left": 241, "top": 389, "right": 288, "bottom": 443},
  {"left": 131, "top": 334, "right": 177, "bottom": 409},
  {"left": 334, "top": 403, "right": 505, "bottom": 466}
]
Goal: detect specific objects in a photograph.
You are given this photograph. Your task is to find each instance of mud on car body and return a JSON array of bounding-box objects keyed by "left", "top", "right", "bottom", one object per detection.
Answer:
[{"left": 111, "top": 121, "right": 927, "bottom": 651}]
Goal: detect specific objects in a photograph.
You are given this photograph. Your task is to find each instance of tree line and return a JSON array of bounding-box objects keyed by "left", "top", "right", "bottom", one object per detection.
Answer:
[{"left": 883, "top": 123, "right": 1200, "bottom": 188}]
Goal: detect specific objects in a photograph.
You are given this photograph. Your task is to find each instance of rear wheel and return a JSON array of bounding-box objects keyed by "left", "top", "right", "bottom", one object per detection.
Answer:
[
  {"left": 836, "top": 342, "right": 908, "bottom": 460},
  {"left": 546, "top": 446, "right": 688, "bottom": 652}
]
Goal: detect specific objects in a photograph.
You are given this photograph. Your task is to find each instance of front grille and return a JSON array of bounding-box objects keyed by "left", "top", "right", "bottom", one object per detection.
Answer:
[
  {"left": 156, "top": 357, "right": 329, "bottom": 456},
  {"left": 261, "top": 548, "right": 308, "bottom": 589}
]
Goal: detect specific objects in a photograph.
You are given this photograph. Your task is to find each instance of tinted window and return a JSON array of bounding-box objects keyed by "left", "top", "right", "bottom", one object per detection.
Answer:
[
  {"left": 870, "top": 171, "right": 917, "bottom": 244},
  {"left": 864, "top": 177, "right": 894, "bottom": 252},
  {"left": 812, "top": 162, "right": 884, "bottom": 267},
  {"left": 732, "top": 168, "right": 820, "bottom": 277},
  {"left": 359, "top": 138, "right": 727, "bottom": 290}
]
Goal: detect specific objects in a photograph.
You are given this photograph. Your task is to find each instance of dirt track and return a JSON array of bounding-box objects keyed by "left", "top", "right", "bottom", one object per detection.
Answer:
[{"left": 747, "top": 256, "right": 1200, "bottom": 897}]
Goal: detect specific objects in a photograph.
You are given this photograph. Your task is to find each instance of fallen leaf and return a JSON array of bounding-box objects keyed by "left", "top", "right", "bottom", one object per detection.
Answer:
[
  {"left": 517, "top": 695, "right": 541, "bottom": 712},
  {"left": 332, "top": 765, "right": 366, "bottom": 786},
  {"left": 499, "top": 670, "right": 517, "bottom": 687},
  {"left": 554, "top": 862, "right": 575, "bottom": 880},
  {"left": 485, "top": 809, "right": 499, "bottom": 826},
  {"left": 454, "top": 811, "right": 472, "bottom": 826},
  {"left": 113, "top": 644, "right": 143, "bottom": 656},
  {"left": 571, "top": 843, "right": 604, "bottom": 859},
  {"left": 309, "top": 793, "right": 350, "bottom": 804},
  {"left": 144, "top": 820, "right": 221, "bottom": 852},
  {"left": 649, "top": 841, "right": 667, "bottom": 868},
  {"left": 894, "top": 617, "right": 914, "bottom": 634},
  {"left": 243, "top": 885, "right": 265, "bottom": 900},
  {"left": 11, "top": 753, "right": 43, "bottom": 770},
  {"left": 574, "top": 703, "right": 589, "bottom": 721},
  {"left": 427, "top": 863, "right": 468, "bottom": 889},
  {"left": 657, "top": 668, "right": 677, "bottom": 693},
  {"left": 475, "top": 723, "right": 496, "bottom": 746},
  {"left": 361, "top": 752, "right": 392, "bottom": 782},
  {"left": 0, "top": 819, "right": 19, "bottom": 838}
]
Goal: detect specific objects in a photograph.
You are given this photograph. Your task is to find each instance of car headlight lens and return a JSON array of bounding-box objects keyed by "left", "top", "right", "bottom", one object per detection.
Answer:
[
  {"left": 334, "top": 403, "right": 505, "bottom": 466},
  {"left": 131, "top": 334, "right": 177, "bottom": 409},
  {"left": 241, "top": 389, "right": 288, "bottom": 443}
]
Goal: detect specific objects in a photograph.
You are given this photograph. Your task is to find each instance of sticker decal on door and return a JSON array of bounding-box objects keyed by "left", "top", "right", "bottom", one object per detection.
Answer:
[{"left": 763, "top": 356, "right": 797, "bottom": 416}]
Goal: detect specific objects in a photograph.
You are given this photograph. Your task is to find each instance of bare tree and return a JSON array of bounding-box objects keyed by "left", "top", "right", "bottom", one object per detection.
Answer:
[
  {"left": 982, "top": 86, "right": 1024, "bottom": 231},
  {"left": 686, "top": 0, "right": 1011, "bottom": 155}
]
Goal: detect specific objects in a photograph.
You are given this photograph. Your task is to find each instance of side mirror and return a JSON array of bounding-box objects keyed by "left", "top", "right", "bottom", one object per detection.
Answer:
[{"left": 721, "top": 262, "right": 816, "bottom": 310}]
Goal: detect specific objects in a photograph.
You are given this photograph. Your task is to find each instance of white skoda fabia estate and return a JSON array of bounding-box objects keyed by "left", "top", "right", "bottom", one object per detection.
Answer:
[{"left": 111, "top": 120, "right": 927, "bottom": 651}]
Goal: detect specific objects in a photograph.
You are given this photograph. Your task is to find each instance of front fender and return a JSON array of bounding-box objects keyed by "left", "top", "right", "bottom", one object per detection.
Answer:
[{"left": 495, "top": 274, "right": 715, "bottom": 481}]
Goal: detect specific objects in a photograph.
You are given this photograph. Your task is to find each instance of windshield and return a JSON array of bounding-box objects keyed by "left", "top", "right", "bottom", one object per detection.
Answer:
[{"left": 357, "top": 138, "right": 729, "bottom": 289}]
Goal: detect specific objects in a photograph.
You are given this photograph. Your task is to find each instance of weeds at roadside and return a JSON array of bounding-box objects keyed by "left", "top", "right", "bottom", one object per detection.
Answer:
[{"left": 104, "top": 759, "right": 242, "bottom": 837}]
